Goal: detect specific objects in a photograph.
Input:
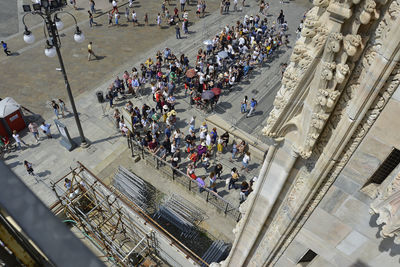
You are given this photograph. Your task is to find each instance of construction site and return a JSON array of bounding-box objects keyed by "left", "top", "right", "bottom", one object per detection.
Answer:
[{"left": 48, "top": 162, "right": 232, "bottom": 267}]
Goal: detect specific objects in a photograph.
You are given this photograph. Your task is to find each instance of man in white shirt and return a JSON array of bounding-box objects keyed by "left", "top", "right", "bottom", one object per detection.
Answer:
[
  {"left": 40, "top": 122, "right": 52, "bottom": 139},
  {"left": 12, "top": 130, "right": 27, "bottom": 150}
]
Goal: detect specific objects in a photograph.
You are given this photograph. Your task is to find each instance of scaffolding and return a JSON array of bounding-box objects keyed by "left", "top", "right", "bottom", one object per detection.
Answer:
[{"left": 50, "top": 164, "right": 157, "bottom": 266}]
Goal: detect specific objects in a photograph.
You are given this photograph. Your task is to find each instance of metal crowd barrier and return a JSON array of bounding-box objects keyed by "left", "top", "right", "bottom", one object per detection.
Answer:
[{"left": 127, "top": 136, "right": 242, "bottom": 222}]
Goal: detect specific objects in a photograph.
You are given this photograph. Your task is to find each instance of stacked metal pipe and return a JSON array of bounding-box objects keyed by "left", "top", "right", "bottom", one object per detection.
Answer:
[
  {"left": 155, "top": 194, "right": 205, "bottom": 239},
  {"left": 201, "top": 240, "right": 231, "bottom": 266},
  {"left": 113, "top": 166, "right": 155, "bottom": 212}
]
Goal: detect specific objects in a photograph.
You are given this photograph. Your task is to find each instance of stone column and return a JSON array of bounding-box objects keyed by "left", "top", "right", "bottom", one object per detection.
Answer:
[{"left": 221, "top": 139, "right": 299, "bottom": 266}]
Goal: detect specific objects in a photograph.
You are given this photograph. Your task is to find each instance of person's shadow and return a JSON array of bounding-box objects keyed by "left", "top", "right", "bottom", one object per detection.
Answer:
[
  {"left": 36, "top": 170, "right": 51, "bottom": 178},
  {"left": 9, "top": 52, "right": 20, "bottom": 56},
  {"left": 95, "top": 55, "right": 107, "bottom": 61}
]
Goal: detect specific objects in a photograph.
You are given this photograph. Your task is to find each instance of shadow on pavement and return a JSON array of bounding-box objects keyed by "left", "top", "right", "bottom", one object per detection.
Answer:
[
  {"left": 91, "top": 134, "right": 120, "bottom": 145},
  {"left": 37, "top": 170, "right": 51, "bottom": 177}
]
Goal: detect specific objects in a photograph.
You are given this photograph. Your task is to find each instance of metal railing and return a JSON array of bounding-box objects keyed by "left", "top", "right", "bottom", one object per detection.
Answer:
[{"left": 127, "top": 137, "right": 242, "bottom": 222}]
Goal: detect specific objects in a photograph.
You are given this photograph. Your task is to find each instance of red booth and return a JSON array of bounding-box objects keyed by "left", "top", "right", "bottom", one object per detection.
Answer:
[{"left": 0, "top": 97, "right": 26, "bottom": 136}]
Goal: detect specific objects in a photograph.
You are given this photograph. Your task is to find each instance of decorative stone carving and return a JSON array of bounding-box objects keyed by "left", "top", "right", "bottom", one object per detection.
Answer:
[
  {"left": 321, "top": 62, "right": 337, "bottom": 80},
  {"left": 267, "top": 61, "right": 400, "bottom": 266},
  {"left": 313, "top": 0, "right": 330, "bottom": 8},
  {"left": 343, "top": 34, "right": 362, "bottom": 56},
  {"left": 317, "top": 89, "right": 341, "bottom": 108},
  {"left": 326, "top": 33, "right": 343, "bottom": 53},
  {"left": 301, "top": 14, "right": 321, "bottom": 38},
  {"left": 335, "top": 63, "right": 350, "bottom": 83},
  {"left": 359, "top": 0, "right": 378, "bottom": 24},
  {"left": 290, "top": 45, "right": 308, "bottom": 63},
  {"left": 370, "top": 173, "right": 400, "bottom": 244},
  {"left": 252, "top": 1, "right": 400, "bottom": 265}
]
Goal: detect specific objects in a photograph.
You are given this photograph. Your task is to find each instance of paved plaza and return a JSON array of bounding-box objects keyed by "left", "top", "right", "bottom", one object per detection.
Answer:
[{"left": 1, "top": 0, "right": 311, "bottom": 243}]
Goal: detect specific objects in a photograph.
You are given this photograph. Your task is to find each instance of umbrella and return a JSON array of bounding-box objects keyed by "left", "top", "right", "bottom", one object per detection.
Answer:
[
  {"left": 186, "top": 68, "right": 196, "bottom": 78},
  {"left": 203, "top": 39, "right": 213, "bottom": 45},
  {"left": 218, "top": 51, "right": 228, "bottom": 59},
  {"left": 202, "top": 90, "right": 215, "bottom": 100},
  {"left": 211, "top": 87, "right": 221, "bottom": 96},
  {"left": 152, "top": 113, "right": 161, "bottom": 121}
]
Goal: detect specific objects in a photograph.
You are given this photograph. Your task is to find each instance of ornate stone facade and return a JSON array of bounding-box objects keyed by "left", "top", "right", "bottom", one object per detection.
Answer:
[{"left": 221, "top": 0, "right": 400, "bottom": 266}]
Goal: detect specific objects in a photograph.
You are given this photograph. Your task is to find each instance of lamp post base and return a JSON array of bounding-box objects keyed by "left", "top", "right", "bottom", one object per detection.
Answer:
[{"left": 80, "top": 141, "right": 90, "bottom": 148}]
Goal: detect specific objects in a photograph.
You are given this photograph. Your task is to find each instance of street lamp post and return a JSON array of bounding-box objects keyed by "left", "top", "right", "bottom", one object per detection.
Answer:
[{"left": 22, "top": 0, "right": 88, "bottom": 148}]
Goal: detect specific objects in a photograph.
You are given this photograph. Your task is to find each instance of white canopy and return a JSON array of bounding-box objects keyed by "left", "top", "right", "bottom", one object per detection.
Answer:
[{"left": 0, "top": 97, "right": 21, "bottom": 118}]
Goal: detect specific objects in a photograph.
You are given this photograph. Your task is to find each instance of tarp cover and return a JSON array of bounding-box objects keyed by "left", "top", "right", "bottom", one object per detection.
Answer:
[{"left": 0, "top": 97, "right": 21, "bottom": 118}]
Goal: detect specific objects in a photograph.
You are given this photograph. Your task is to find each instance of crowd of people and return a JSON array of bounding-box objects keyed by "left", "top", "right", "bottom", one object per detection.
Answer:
[
  {"left": 104, "top": 10, "right": 290, "bottom": 203},
  {"left": 6, "top": 0, "right": 295, "bottom": 204}
]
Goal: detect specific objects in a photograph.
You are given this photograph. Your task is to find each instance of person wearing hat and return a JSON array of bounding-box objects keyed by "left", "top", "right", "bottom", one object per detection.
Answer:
[
  {"left": 200, "top": 121, "right": 208, "bottom": 132},
  {"left": 197, "top": 142, "right": 207, "bottom": 159}
]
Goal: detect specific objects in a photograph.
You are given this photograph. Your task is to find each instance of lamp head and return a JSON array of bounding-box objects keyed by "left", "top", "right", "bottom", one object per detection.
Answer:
[
  {"left": 44, "top": 41, "right": 57, "bottom": 58},
  {"left": 73, "top": 27, "right": 85, "bottom": 43},
  {"left": 55, "top": 15, "right": 64, "bottom": 30},
  {"left": 23, "top": 27, "right": 35, "bottom": 44}
]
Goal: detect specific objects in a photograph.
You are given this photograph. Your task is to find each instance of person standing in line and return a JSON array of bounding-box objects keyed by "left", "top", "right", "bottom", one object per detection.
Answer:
[
  {"left": 209, "top": 172, "right": 217, "bottom": 193},
  {"left": 214, "top": 163, "right": 223, "bottom": 179},
  {"left": 144, "top": 13, "right": 149, "bottom": 26},
  {"left": 51, "top": 100, "right": 60, "bottom": 119},
  {"left": 196, "top": 176, "right": 206, "bottom": 193},
  {"left": 228, "top": 167, "right": 239, "bottom": 190},
  {"left": 87, "top": 42, "right": 98, "bottom": 61},
  {"left": 175, "top": 23, "right": 181, "bottom": 39},
  {"left": 28, "top": 122, "right": 40, "bottom": 142},
  {"left": 1, "top": 41, "right": 10, "bottom": 56},
  {"left": 12, "top": 130, "right": 27, "bottom": 150},
  {"left": 247, "top": 98, "right": 257, "bottom": 117},
  {"left": 229, "top": 140, "right": 237, "bottom": 162},
  {"left": 40, "top": 122, "right": 52, "bottom": 139},
  {"left": 58, "top": 99, "right": 66, "bottom": 117},
  {"left": 242, "top": 151, "right": 251, "bottom": 172}
]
